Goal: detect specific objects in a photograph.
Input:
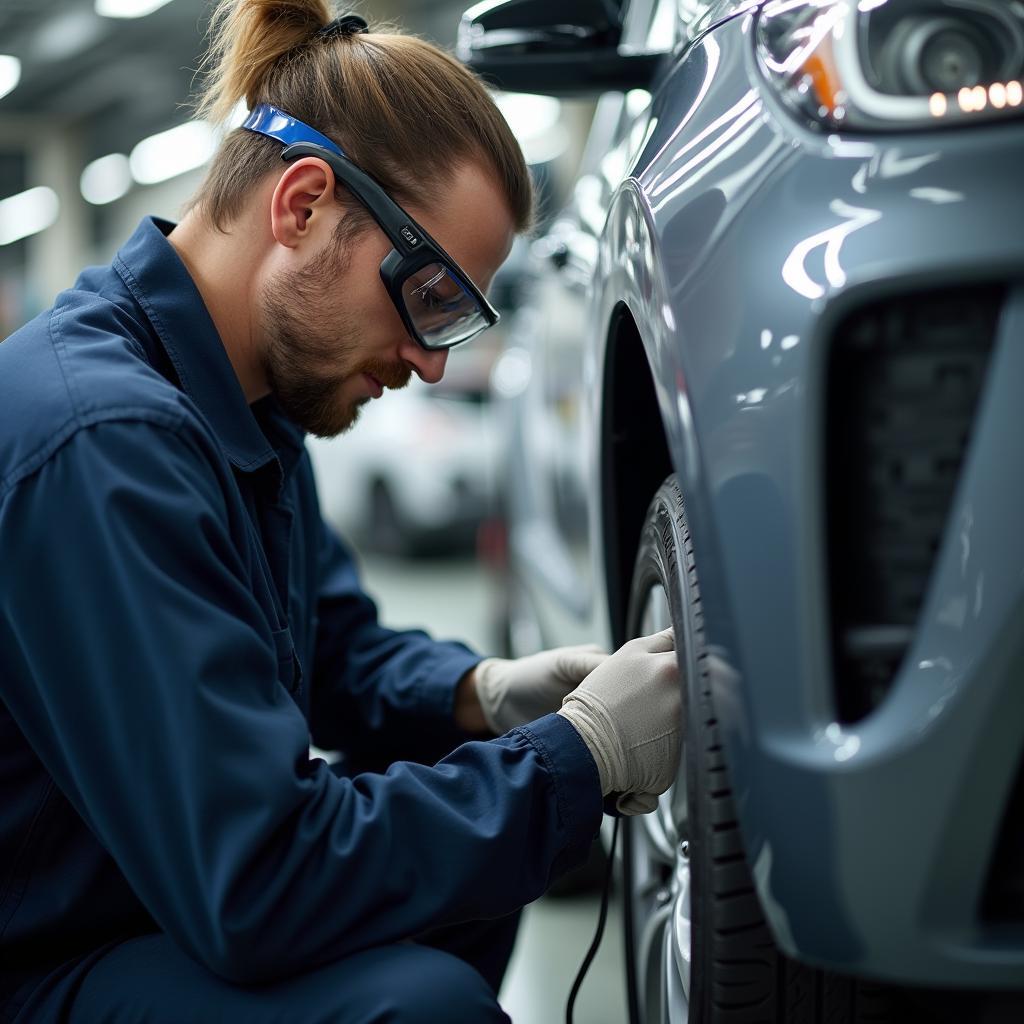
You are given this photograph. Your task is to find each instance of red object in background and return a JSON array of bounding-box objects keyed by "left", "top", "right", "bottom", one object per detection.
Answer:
[{"left": 476, "top": 516, "right": 508, "bottom": 569}]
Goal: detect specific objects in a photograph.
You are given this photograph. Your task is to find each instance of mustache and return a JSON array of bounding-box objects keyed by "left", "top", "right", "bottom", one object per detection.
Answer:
[{"left": 359, "top": 357, "right": 412, "bottom": 391}]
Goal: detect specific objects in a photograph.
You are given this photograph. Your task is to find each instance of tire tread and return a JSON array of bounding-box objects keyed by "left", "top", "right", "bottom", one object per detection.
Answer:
[{"left": 623, "top": 477, "right": 905, "bottom": 1024}]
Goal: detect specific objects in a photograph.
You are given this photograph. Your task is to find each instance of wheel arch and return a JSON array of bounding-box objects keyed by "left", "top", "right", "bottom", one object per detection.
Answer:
[{"left": 600, "top": 302, "right": 673, "bottom": 649}]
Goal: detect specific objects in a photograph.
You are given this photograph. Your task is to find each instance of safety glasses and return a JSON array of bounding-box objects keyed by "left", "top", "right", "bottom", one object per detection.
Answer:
[{"left": 243, "top": 103, "right": 500, "bottom": 351}]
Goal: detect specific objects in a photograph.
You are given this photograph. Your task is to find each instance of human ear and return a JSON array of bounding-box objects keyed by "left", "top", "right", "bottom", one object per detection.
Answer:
[{"left": 268, "top": 158, "right": 336, "bottom": 248}]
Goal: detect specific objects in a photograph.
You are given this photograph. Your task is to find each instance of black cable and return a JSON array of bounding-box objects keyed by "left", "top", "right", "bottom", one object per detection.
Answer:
[{"left": 566, "top": 816, "right": 620, "bottom": 1024}]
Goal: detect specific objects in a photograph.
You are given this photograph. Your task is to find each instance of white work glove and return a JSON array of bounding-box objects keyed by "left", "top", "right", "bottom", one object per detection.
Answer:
[
  {"left": 474, "top": 645, "right": 609, "bottom": 734},
  {"left": 557, "top": 628, "right": 680, "bottom": 815}
]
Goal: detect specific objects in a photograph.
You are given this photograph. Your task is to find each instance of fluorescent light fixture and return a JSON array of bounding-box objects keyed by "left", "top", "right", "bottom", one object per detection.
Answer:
[
  {"left": 0, "top": 187, "right": 60, "bottom": 246},
  {"left": 492, "top": 92, "right": 566, "bottom": 166},
  {"left": 129, "top": 121, "right": 217, "bottom": 185},
  {"left": 227, "top": 98, "right": 250, "bottom": 130},
  {"left": 493, "top": 92, "right": 562, "bottom": 138},
  {"left": 95, "top": 0, "right": 175, "bottom": 18},
  {"left": 0, "top": 55, "right": 21, "bottom": 101},
  {"left": 80, "top": 153, "right": 132, "bottom": 205}
]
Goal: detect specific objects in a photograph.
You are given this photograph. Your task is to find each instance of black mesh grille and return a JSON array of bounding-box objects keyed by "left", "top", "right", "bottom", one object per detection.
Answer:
[
  {"left": 983, "top": 752, "right": 1024, "bottom": 922},
  {"left": 826, "top": 286, "right": 1003, "bottom": 722}
]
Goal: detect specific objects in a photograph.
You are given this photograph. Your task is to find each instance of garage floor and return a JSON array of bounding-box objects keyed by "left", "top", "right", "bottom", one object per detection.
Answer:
[
  {"left": 358, "top": 553, "right": 628, "bottom": 1024},
  {"left": 500, "top": 889, "right": 627, "bottom": 1023}
]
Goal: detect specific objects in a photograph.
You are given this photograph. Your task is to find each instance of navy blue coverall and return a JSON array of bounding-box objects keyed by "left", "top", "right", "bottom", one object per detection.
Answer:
[{"left": 0, "top": 217, "right": 603, "bottom": 1023}]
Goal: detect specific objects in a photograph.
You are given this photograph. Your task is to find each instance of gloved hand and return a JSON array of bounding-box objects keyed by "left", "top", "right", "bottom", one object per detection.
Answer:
[
  {"left": 557, "top": 628, "right": 680, "bottom": 815},
  {"left": 474, "top": 645, "right": 609, "bottom": 734}
]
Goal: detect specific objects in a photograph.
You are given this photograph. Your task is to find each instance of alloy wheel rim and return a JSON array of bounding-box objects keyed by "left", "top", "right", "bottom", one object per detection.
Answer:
[{"left": 631, "top": 580, "right": 692, "bottom": 1023}]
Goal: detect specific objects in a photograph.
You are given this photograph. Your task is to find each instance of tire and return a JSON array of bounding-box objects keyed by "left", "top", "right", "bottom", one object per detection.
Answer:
[{"left": 622, "top": 474, "right": 904, "bottom": 1024}]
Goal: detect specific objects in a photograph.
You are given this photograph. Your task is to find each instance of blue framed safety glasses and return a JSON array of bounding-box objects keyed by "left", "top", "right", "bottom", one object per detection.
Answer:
[{"left": 242, "top": 103, "right": 500, "bottom": 351}]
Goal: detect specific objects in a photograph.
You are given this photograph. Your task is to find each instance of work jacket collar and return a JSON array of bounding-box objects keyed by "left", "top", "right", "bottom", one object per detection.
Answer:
[{"left": 112, "top": 216, "right": 304, "bottom": 480}]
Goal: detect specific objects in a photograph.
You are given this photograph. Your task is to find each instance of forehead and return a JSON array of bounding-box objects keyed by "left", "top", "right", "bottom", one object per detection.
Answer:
[{"left": 409, "top": 161, "right": 516, "bottom": 288}]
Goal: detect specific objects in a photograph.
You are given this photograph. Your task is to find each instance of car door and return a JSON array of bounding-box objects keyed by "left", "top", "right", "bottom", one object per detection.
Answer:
[{"left": 500, "top": 94, "right": 619, "bottom": 652}]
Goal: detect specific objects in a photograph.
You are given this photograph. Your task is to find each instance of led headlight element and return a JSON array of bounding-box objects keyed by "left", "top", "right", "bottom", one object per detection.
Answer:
[{"left": 756, "top": 0, "right": 1024, "bottom": 131}]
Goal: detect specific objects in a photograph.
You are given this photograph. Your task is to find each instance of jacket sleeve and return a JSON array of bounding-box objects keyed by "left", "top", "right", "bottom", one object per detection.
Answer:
[
  {"left": 0, "top": 417, "right": 603, "bottom": 985},
  {"left": 308, "top": 519, "right": 485, "bottom": 768}
]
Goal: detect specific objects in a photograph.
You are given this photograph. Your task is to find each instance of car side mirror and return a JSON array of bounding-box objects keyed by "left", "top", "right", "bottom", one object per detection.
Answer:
[{"left": 457, "top": 0, "right": 664, "bottom": 96}]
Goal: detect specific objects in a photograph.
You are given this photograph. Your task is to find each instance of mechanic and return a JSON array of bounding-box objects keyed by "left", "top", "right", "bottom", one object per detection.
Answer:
[{"left": 0, "top": 3, "right": 682, "bottom": 1023}]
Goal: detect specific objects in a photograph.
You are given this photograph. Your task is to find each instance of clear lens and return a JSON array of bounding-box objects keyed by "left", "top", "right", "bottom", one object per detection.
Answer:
[{"left": 400, "top": 262, "right": 490, "bottom": 349}]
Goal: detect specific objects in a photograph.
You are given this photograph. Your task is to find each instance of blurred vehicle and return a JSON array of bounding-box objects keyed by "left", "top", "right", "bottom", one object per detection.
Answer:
[
  {"left": 308, "top": 352, "right": 499, "bottom": 556},
  {"left": 463, "top": 0, "right": 1024, "bottom": 1021}
]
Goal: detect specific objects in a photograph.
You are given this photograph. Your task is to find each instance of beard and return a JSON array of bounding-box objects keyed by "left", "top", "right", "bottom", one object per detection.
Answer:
[{"left": 259, "top": 235, "right": 411, "bottom": 438}]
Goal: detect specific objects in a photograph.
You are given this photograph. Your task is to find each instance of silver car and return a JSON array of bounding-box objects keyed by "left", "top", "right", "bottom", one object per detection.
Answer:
[{"left": 460, "top": 0, "right": 1024, "bottom": 1020}]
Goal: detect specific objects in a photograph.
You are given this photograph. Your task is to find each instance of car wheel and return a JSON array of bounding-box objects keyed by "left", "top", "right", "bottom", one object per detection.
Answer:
[{"left": 622, "top": 475, "right": 903, "bottom": 1024}]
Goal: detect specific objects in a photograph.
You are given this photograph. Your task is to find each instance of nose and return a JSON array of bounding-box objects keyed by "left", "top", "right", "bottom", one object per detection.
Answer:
[{"left": 399, "top": 337, "right": 448, "bottom": 384}]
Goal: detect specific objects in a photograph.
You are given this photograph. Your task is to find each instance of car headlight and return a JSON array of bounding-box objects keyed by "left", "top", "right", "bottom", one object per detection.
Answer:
[{"left": 756, "top": 0, "right": 1024, "bottom": 131}]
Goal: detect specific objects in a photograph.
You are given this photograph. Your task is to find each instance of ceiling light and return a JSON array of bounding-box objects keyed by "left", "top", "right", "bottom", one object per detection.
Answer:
[
  {"left": 0, "top": 187, "right": 60, "bottom": 246},
  {"left": 227, "top": 99, "right": 250, "bottom": 130},
  {"left": 0, "top": 56, "right": 21, "bottom": 101},
  {"left": 95, "top": 0, "right": 175, "bottom": 18},
  {"left": 129, "top": 121, "right": 217, "bottom": 186},
  {"left": 492, "top": 92, "right": 566, "bottom": 166},
  {"left": 493, "top": 92, "right": 562, "bottom": 138},
  {"left": 81, "top": 154, "right": 132, "bottom": 205}
]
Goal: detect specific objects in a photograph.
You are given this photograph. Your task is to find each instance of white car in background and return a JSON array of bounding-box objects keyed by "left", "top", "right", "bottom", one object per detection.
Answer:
[{"left": 307, "top": 352, "right": 500, "bottom": 557}]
